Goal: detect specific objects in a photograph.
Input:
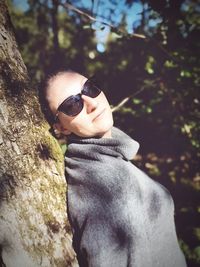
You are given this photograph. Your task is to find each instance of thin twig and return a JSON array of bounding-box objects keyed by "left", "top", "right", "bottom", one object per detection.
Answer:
[
  {"left": 60, "top": 2, "right": 146, "bottom": 39},
  {"left": 111, "top": 86, "right": 147, "bottom": 112},
  {"left": 149, "top": 37, "right": 180, "bottom": 65},
  {"left": 111, "top": 97, "right": 130, "bottom": 112}
]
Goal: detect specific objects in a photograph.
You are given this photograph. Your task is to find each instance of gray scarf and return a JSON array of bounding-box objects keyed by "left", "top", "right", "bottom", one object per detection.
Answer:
[{"left": 65, "top": 127, "right": 187, "bottom": 267}]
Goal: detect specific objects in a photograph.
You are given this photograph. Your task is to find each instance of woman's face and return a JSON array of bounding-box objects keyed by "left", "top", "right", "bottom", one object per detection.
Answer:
[{"left": 47, "top": 73, "right": 113, "bottom": 138}]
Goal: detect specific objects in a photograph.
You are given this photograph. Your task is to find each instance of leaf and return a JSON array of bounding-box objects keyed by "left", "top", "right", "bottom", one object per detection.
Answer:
[{"left": 83, "top": 24, "right": 91, "bottom": 29}]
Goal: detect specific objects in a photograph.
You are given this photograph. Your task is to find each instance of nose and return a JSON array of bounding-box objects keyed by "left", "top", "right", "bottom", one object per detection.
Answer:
[{"left": 81, "top": 95, "right": 98, "bottom": 113}]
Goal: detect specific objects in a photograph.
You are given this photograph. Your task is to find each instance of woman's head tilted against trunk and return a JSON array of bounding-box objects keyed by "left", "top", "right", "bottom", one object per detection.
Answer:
[{"left": 40, "top": 70, "right": 113, "bottom": 138}]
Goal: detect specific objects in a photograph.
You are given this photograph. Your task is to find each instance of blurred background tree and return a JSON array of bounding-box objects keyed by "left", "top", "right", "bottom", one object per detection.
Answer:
[{"left": 8, "top": 0, "right": 200, "bottom": 266}]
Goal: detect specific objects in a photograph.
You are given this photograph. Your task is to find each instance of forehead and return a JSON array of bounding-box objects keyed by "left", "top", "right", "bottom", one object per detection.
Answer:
[{"left": 47, "top": 73, "right": 87, "bottom": 110}]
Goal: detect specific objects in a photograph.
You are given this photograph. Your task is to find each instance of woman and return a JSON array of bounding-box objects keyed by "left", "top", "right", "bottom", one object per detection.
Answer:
[{"left": 43, "top": 70, "right": 187, "bottom": 267}]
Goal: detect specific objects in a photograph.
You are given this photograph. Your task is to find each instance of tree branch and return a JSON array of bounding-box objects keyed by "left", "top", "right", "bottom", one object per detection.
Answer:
[{"left": 59, "top": 2, "right": 146, "bottom": 39}]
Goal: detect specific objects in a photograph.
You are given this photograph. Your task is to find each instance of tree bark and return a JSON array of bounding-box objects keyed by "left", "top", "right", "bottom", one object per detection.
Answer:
[{"left": 0, "top": 1, "right": 78, "bottom": 266}]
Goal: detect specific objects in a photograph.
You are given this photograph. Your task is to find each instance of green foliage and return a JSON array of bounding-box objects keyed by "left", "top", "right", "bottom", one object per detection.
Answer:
[{"left": 9, "top": 0, "right": 200, "bottom": 266}]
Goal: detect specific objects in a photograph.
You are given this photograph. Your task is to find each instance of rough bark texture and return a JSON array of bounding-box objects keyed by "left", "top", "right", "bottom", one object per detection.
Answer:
[{"left": 0, "top": 1, "right": 78, "bottom": 266}]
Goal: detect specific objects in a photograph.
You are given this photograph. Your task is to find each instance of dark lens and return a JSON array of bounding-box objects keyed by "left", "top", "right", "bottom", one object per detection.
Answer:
[
  {"left": 58, "top": 94, "right": 83, "bottom": 116},
  {"left": 82, "top": 80, "right": 101, "bottom": 98}
]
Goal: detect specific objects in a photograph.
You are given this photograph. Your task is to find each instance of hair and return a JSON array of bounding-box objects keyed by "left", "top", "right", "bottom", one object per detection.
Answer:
[{"left": 38, "top": 69, "right": 80, "bottom": 125}]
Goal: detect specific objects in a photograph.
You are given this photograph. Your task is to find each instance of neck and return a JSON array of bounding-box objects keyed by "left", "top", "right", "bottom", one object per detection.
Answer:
[{"left": 99, "top": 129, "right": 112, "bottom": 138}]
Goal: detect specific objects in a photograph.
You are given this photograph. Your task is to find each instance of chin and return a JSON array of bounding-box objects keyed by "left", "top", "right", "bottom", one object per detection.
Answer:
[{"left": 96, "top": 118, "right": 113, "bottom": 137}]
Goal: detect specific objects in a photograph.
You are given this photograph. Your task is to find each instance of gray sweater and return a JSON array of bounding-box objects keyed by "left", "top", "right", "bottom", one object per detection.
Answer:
[{"left": 65, "top": 127, "right": 187, "bottom": 267}]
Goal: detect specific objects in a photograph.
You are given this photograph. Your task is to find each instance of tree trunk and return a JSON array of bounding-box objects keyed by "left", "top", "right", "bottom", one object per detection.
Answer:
[{"left": 0, "top": 1, "right": 78, "bottom": 266}]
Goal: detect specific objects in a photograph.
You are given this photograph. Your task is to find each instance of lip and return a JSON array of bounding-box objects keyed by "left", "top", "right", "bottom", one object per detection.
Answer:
[{"left": 92, "top": 108, "right": 106, "bottom": 121}]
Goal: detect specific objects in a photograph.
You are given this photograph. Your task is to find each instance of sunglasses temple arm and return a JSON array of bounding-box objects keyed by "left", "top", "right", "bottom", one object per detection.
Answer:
[{"left": 54, "top": 112, "right": 59, "bottom": 123}]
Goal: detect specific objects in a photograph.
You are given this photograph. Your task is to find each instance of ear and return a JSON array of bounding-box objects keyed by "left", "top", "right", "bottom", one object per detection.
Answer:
[{"left": 53, "top": 123, "right": 72, "bottom": 136}]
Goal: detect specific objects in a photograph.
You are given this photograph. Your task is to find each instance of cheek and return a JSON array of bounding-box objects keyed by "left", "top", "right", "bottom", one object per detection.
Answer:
[
  {"left": 101, "top": 94, "right": 112, "bottom": 111},
  {"left": 100, "top": 94, "right": 112, "bottom": 111},
  {"left": 69, "top": 114, "right": 91, "bottom": 130}
]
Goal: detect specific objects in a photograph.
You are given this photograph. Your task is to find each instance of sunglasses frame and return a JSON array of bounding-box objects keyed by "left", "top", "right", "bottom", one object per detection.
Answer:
[{"left": 54, "top": 77, "right": 101, "bottom": 122}]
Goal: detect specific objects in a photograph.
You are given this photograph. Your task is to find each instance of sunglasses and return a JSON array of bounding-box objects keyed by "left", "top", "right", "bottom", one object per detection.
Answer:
[{"left": 54, "top": 78, "right": 101, "bottom": 121}]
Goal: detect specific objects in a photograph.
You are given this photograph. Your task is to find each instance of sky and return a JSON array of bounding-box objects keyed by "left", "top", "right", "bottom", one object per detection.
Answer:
[{"left": 13, "top": 0, "right": 29, "bottom": 10}]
